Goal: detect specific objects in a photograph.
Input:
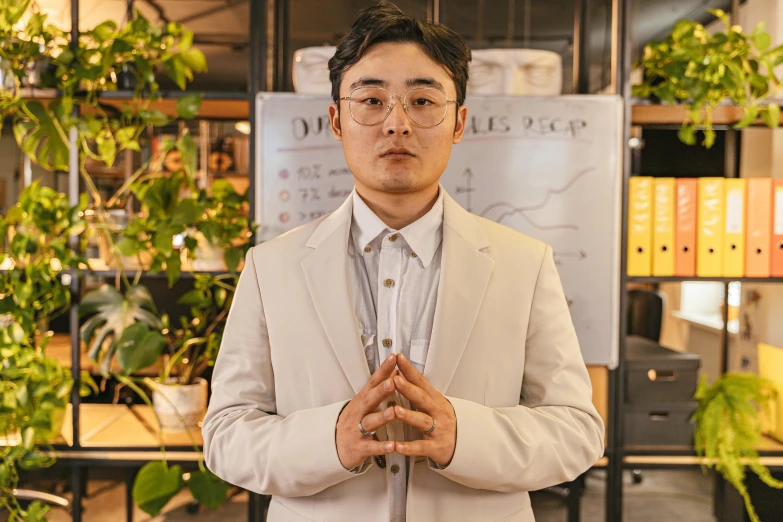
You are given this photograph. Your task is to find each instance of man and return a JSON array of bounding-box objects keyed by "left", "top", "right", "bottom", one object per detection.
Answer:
[{"left": 202, "top": 4, "right": 604, "bottom": 522}]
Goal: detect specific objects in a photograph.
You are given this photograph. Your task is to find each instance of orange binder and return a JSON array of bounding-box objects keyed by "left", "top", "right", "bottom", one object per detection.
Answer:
[
  {"left": 697, "top": 178, "right": 725, "bottom": 277},
  {"left": 675, "top": 179, "right": 697, "bottom": 277},
  {"left": 772, "top": 180, "right": 783, "bottom": 277},
  {"left": 746, "top": 178, "right": 773, "bottom": 278}
]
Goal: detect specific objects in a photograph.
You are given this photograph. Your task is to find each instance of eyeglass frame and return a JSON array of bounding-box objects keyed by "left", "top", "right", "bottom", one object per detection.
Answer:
[{"left": 339, "top": 86, "right": 460, "bottom": 128}]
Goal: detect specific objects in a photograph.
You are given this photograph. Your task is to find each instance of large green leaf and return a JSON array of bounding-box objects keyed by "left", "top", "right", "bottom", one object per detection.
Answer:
[
  {"left": 225, "top": 248, "right": 241, "bottom": 273},
  {"left": 79, "top": 285, "right": 162, "bottom": 374},
  {"left": 176, "top": 93, "right": 203, "bottom": 120},
  {"left": 133, "top": 462, "right": 184, "bottom": 516},
  {"left": 115, "top": 322, "right": 166, "bottom": 375},
  {"left": 186, "top": 469, "right": 229, "bottom": 509},
  {"left": 171, "top": 198, "right": 203, "bottom": 226}
]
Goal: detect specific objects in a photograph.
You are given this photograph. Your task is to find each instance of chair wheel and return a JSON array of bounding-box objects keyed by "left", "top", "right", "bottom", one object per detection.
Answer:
[
  {"left": 186, "top": 500, "right": 200, "bottom": 514},
  {"left": 632, "top": 470, "right": 643, "bottom": 484}
]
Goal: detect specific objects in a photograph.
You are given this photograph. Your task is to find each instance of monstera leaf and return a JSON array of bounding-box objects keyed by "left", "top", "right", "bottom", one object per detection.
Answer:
[{"left": 79, "top": 284, "right": 163, "bottom": 375}]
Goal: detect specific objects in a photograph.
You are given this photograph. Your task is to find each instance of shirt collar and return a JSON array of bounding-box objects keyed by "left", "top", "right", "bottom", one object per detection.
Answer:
[{"left": 351, "top": 186, "right": 444, "bottom": 268}]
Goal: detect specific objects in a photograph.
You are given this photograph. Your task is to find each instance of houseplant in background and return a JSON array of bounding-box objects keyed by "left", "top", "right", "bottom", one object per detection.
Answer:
[
  {"left": 78, "top": 273, "right": 237, "bottom": 516},
  {"left": 0, "top": 321, "right": 74, "bottom": 522},
  {"left": 0, "top": 180, "right": 98, "bottom": 522},
  {"left": 633, "top": 8, "right": 783, "bottom": 148},
  {"left": 0, "top": 181, "right": 87, "bottom": 337},
  {"left": 692, "top": 372, "right": 783, "bottom": 522}
]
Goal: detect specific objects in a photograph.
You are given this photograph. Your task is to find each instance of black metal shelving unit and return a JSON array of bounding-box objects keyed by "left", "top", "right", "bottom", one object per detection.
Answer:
[
  {"left": 610, "top": 101, "right": 783, "bottom": 522},
  {"left": 18, "top": 0, "right": 642, "bottom": 521}
]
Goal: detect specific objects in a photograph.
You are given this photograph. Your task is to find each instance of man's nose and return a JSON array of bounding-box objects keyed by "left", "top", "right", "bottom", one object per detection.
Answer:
[{"left": 383, "top": 100, "right": 412, "bottom": 136}]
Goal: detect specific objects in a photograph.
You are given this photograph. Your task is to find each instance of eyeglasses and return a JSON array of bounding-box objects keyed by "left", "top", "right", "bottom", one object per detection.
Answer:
[{"left": 340, "top": 86, "right": 459, "bottom": 128}]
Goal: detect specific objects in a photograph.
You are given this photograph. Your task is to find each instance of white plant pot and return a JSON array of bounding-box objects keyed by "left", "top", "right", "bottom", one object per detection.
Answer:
[
  {"left": 151, "top": 378, "right": 208, "bottom": 431},
  {"left": 187, "top": 231, "right": 227, "bottom": 271}
]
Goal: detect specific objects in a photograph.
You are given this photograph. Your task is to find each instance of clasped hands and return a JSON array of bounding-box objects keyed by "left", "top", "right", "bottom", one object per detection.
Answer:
[{"left": 336, "top": 352, "right": 456, "bottom": 471}]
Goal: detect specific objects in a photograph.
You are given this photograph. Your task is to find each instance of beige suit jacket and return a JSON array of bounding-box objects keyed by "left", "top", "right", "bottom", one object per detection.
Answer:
[{"left": 202, "top": 190, "right": 605, "bottom": 522}]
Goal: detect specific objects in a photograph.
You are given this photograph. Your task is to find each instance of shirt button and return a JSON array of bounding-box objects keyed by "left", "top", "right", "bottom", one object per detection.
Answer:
[
  {"left": 391, "top": 464, "right": 400, "bottom": 474},
  {"left": 387, "top": 401, "right": 396, "bottom": 408},
  {"left": 384, "top": 278, "right": 395, "bottom": 288},
  {"left": 410, "top": 252, "right": 418, "bottom": 258},
  {"left": 382, "top": 338, "right": 393, "bottom": 348},
  {"left": 364, "top": 246, "right": 372, "bottom": 253},
  {"left": 389, "top": 234, "right": 399, "bottom": 242}
]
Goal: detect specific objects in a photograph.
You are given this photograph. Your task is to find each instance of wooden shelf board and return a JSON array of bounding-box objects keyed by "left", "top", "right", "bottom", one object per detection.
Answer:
[
  {"left": 23, "top": 96, "right": 250, "bottom": 120},
  {"left": 627, "top": 276, "right": 783, "bottom": 284},
  {"left": 632, "top": 105, "right": 747, "bottom": 126}
]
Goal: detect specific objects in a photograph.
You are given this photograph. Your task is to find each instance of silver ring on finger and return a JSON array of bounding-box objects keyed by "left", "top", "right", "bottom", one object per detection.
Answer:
[
  {"left": 358, "top": 417, "right": 376, "bottom": 436},
  {"left": 423, "top": 417, "right": 436, "bottom": 435}
]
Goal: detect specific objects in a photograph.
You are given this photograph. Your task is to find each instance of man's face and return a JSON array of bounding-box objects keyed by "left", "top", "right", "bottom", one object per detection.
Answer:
[{"left": 328, "top": 42, "right": 468, "bottom": 195}]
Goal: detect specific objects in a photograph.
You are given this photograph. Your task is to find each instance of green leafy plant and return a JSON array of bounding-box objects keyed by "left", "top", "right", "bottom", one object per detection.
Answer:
[
  {"left": 693, "top": 373, "right": 783, "bottom": 522},
  {"left": 160, "top": 274, "right": 237, "bottom": 385},
  {"left": 0, "top": 182, "right": 87, "bottom": 336},
  {"left": 78, "top": 284, "right": 164, "bottom": 376},
  {"left": 114, "top": 170, "right": 251, "bottom": 285},
  {"left": 0, "top": 322, "right": 73, "bottom": 522},
  {"left": 0, "top": 3, "right": 207, "bottom": 171},
  {"left": 633, "top": 8, "right": 783, "bottom": 148}
]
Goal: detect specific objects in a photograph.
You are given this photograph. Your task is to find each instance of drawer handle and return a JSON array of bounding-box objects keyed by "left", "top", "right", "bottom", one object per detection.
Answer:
[
  {"left": 647, "top": 369, "right": 677, "bottom": 382},
  {"left": 649, "top": 412, "right": 669, "bottom": 421}
]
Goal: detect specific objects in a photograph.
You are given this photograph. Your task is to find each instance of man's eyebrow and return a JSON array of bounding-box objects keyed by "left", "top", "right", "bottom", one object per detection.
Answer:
[
  {"left": 349, "top": 77, "right": 388, "bottom": 90},
  {"left": 347, "top": 77, "right": 446, "bottom": 91},
  {"left": 406, "top": 77, "right": 445, "bottom": 91}
]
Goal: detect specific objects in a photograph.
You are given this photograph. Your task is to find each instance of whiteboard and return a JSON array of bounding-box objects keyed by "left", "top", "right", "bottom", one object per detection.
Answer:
[{"left": 255, "top": 93, "right": 622, "bottom": 367}]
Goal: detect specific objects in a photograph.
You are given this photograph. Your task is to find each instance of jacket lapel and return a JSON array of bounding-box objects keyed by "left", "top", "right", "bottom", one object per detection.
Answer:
[
  {"left": 423, "top": 192, "right": 495, "bottom": 394},
  {"left": 301, "top": 195, "right": 371, "bottom": 396}
]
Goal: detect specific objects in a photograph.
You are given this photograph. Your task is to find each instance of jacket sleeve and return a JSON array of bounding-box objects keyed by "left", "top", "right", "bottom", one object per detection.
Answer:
[
  {"left": 202, "top": 248, "right": 368, "bottom": 498},
  {"left": 432, "top": 245, "right": 605, "bottom": 492}
]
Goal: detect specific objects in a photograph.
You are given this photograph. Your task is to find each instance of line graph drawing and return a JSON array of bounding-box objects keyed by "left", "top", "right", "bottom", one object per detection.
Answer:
[{"left": 467, "top": 167, "right": 595, "bottom": 231}]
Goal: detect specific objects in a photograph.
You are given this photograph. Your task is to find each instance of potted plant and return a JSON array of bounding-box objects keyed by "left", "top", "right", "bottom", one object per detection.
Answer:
[
  {"left": 78, "top": 274, "right": 236, "bottom": 515},
  {"left": 633, "top": 9, "right": 783, "bottom": 148},
  {"left": 692, "top": 373, "right": 783, "bottom": 522},
  {"left": 0, "top": 320, "right": 74, "bottom": 522}
]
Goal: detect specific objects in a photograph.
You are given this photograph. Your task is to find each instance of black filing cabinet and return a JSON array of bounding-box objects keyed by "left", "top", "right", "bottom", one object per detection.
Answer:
[{"left": 624, "top": 336, "right": 701, "bottom": 446}]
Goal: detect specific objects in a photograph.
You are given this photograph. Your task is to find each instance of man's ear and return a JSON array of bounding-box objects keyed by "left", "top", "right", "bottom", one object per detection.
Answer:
[
  {"left": 452, "top": 105, "right": 468, "bottom": 144},
  {"left": 328, "top": 103, "right": 342, "bottom": 141}
]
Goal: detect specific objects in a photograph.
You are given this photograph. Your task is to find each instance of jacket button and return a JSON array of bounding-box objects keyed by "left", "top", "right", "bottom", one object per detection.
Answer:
[
  {"left": 387, "top": 401, "right": 396, "bottom": 408},
  {"left": 364, "top": 246, "right": 372, "bottom": 253},
  {"left": 391, "top": 464, "right": 400, "bottom": 474},
  {"left": 382, "top": 338, "right": 393, "bottom": 348},
  {"left": 384, "top": 278, "right": 395, "bottom": 288},
  {"left": 410, "top": 252, "right": 417, "bottom": 258},
  {"left": 389, "top": 234, "right": 399, "bottom": 242}
]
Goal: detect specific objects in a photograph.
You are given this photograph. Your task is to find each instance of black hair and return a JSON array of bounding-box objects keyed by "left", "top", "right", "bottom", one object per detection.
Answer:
[{"left": 328, "top": 2, "right": 471, "bottom": 105}]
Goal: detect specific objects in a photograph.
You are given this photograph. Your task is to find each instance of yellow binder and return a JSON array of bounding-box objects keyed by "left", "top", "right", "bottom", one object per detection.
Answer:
[
  {"left": 758, "top": 343, "right": 783, "bottom": 443},
  {"left": 697, "top": 178, "right": 725, "bottom": 277},
  {"left": 627, "top": 177, "right": 653, "bottom": 276},
  {"left": 722, "top": 178, "right": 746, "bottom": 277},
  {"left": 653, "top": 178, "right": 676, "bottom": 276}
]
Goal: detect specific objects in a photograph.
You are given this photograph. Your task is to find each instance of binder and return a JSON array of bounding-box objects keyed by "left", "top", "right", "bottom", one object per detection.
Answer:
[
  {"left": 627, "top": 177, "right": 653, "bottom": 276},
  {"left": 675, "top": 178, "right": 697, "bottom": 277},
  {"left": 746, "top": 178, "right": 773, "bottom": 278},
  {"left": 772, "top": 179, "right": 783, "bottom": 277},
  {"left": 723, "top": 178, "right": 747, "bottom": 277},
  {"left": 697, "top": 178, "right": 725, "bottom": 277},
  {"left": 653, "top": 178, "right": 676, "bottom": 276}
]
